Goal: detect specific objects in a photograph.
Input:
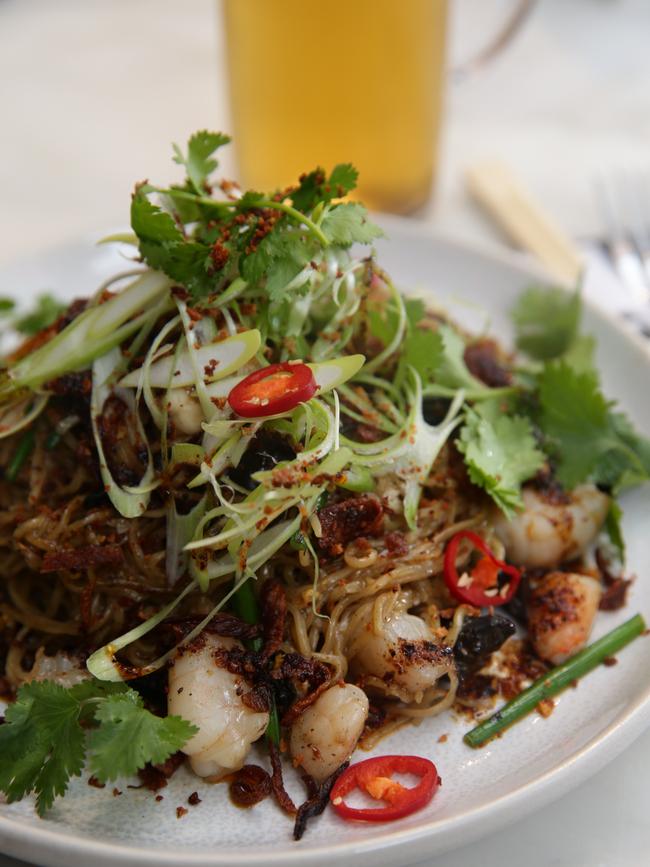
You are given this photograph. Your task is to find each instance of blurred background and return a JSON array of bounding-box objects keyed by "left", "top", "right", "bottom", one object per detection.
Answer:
[
  {"left": 1, "top": 2, "right": 650, "bottom": 866},
  {"left": 1, "top": 0, "right": 649, "bottom": 267}
]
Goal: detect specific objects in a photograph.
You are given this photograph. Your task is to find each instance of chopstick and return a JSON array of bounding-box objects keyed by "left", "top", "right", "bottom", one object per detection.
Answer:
[{"left": 466, "top": 160, "right": 584, "bottom": 286}]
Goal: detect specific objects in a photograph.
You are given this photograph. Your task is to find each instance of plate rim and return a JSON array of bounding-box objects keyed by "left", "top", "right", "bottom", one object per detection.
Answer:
[{"left": 1, "top": 221, "right": 649, "bottom": 867}]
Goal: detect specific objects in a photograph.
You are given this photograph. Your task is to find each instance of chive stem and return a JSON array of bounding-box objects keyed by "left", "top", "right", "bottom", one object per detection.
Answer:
[
  {"left": 7, "top": 429, "right": 35, "bottom": 481},
  {"left": 464, "top": 613, "right": 646, "bottom": 747},
  {"left": 232, "top": 578, "right": 260, "bottom": 634}
]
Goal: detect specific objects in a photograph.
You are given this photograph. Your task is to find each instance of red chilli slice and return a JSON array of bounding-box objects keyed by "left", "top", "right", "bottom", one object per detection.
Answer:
[
  {"left": 227, "top": 362, "right": 317, "bottom": 418},
  {"left": 443, "top": 529, "right": 521, "bottom": 607},
  {"left": 329, "top": 755, "right": 441, "bottom": 823}
]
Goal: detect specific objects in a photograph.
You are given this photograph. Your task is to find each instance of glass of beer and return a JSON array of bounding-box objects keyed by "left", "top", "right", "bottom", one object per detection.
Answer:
[{"left": 222, "top": 0, "right": 533, "bottom": 214}]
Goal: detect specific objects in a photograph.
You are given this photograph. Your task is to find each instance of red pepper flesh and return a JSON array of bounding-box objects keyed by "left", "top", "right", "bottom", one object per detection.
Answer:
[
  {"left": 443, "top": 529, "right": 521, "bottom": 607},
  {"left": 227, "top": 361, "right": 317, "bottom": 418},
  {"left": 329, "top": 755, "right": 440, "bottom": 823}
]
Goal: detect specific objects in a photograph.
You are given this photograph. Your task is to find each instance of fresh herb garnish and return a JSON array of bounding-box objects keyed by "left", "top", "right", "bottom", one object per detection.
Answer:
[
  {"left": 457, "top": 406, "right": 545, "bottom": 517},
  {"left": 510, "top": 285, "right": 650, "bottom": 544},
  {"left": 130, "top": 132, "right": 382, "bottom": 301},
  {"left": 538, "top": 360, "right": 650, "bottom": 490},
  {"left": 0, "top": 297, "right": 16, "bottom": 315},
  {"left": 512, "top": 285, "right": 581, "bottom": 360},
  {"left": 0, "top": 679, "right": 197, "bottom": 815},
  {"left": 14, "top": 293, "right": 66, "bottom": 336},
  {"left": 172, "top": 130, "right": 232, "bottom": 194}
]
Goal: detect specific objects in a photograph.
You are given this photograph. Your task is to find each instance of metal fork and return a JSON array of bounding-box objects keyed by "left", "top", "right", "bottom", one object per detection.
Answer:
[{"left": 595, "top": 172, "right": 650, "bottom": 309}]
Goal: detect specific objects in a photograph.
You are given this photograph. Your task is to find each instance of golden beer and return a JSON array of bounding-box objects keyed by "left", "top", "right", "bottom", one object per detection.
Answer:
[{"left": 223, "top": 0, "right": 447, "bottom": 213}]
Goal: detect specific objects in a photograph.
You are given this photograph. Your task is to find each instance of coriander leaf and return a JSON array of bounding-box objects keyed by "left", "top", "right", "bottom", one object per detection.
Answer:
[
  {"left": 367, "top": 295, "right": 403, "bottom": 346},
  {"left": 328, "top": 163, "right": 359, "bottom": 197},
  {"left": 321, "top": 203, "right": 384, "bottom": 246},
  {"left": 605, "top": 499, "right": 625, "bottom": 562},
  {"left": 512, "top": 286, "right": 581, "bottom": 360},
  {"left": 131, "top": 186, "right": 185, "bottom": 244},
  {"left": 399, "top": 327, "right": 443, "bottom": 383},
  {"left": 288, "top": 168, "right": 326, "bottom": 212},
  {"left": 139, "top": 238, "right": 213, "bottom": 293},
  {"left": 0, "top": 679, "right": 196, "bottom": 816},
  {"left": 265, "top": 259, "right": 307, "bottom": 299},
  {"left": 131, "top": 189, "right": 214, "bottom": 296},
  {"left": 173, "top": 131, "right": 231, "bottom": 194},
  {"left": 538, "top": 361, "right": 611, "bottom": 486},
  {"left": 538, "top": 361, "right": 649, "bottom": 490},
  {"left": 432, "top": 325, "right": 485, "bottom": 391},
  {"left": 458, "top": 408, "right": 545, "bottom": 517},
  {"left": 88, "top": 692, "right": 197, "bottom": 782},
  {"left": 562, "top": 333, "right": 596, "bottom": 373},
  {"left": 164, "top": 182, "right": 230, "bottom": 225},
  {"left": 14, "top": 294, "right": 66, "bottom": 336},
  {"left": 290, "top": 164, "right": 358, "bottom": 212},
  {"left": 70, "top": 678, "right": 129, "bottom": 715},
  {"left": 236, "top": 190, "right": 266, "bottom": 210},
  {"left": 0, "top": 296, "right": 16, "bottom": 315},
  {"left": 0, "top": 681, "right": 86, "bottom": 816},
  {"left": 609, "top": 411, "right": 650, "bottom": 475},
  {"left": 240, "top": 224, "right": 316, "bottom": 298},
  {"left": 404, "top": 298, "right": 426, "bottom": 327}
]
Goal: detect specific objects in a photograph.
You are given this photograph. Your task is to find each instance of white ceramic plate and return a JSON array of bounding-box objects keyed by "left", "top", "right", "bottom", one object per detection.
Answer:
[{"left": 1, "top": 219, "right": 650, "bottom": 867}]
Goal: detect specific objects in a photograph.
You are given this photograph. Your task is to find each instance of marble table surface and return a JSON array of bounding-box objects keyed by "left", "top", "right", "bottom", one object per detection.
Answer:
[{"left": 1, "top": 1, "right": 649, "bottom": 865}]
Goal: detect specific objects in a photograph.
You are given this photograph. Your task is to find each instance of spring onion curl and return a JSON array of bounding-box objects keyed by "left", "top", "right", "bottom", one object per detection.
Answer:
[
  {"left": 341, "top": 369, "right": 465, "bottom": 529},
  {"left": 464, "top": 614, "right": 647, "bottom": 747},
  {"left": 91, "top": 348, "right": 159, "bottom": 518},
  {"left": 1, "top": 271, "right": 172, "bottom": 395}
]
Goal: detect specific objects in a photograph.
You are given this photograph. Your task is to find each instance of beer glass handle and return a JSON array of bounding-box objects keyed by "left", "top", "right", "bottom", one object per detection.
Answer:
[{"left": 451, "top": 0, "right": 538, "bottom": 81}]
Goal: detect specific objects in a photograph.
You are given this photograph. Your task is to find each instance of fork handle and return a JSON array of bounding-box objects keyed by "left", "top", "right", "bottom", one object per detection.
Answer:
[{"left": 466, "top": 160, "right": 584, "bottom": 286}]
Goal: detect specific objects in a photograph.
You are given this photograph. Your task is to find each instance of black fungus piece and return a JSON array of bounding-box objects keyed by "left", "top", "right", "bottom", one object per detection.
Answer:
[
  {"left": 454, "top": 614, "right": 516, "bottom": 677},
  {"left": 422, "top": 397, "right": 451, "bottom": 426},
  {"left": 229, "top": 430, "right": 296, "bottom": 491}
]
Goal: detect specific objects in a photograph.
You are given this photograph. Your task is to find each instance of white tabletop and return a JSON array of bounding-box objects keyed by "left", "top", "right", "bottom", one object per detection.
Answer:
[{"left": 1, "top": 1, "right": 649, "bottom": 865}]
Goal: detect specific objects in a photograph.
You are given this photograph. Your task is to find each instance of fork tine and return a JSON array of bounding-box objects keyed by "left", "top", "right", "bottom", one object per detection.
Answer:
[
  {"left": 630, "top": 173, "right": 650, "bottom": 285},
  {"left": 595, "top": 173, "right": 650, "bottom": 306}
]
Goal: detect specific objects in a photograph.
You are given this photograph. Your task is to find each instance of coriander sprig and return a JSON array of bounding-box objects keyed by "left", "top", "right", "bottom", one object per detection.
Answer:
[
  {"left": 130, "top": 131, "right": 383, "bottom": 302},
  {"left": 0, "top": 679, "right": 197, "bottom": 815}
]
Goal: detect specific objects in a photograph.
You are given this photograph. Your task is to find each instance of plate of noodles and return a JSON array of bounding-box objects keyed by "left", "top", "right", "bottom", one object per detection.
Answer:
[{"left": 1, "top": 134, "right": 650, "bottom": 867}]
